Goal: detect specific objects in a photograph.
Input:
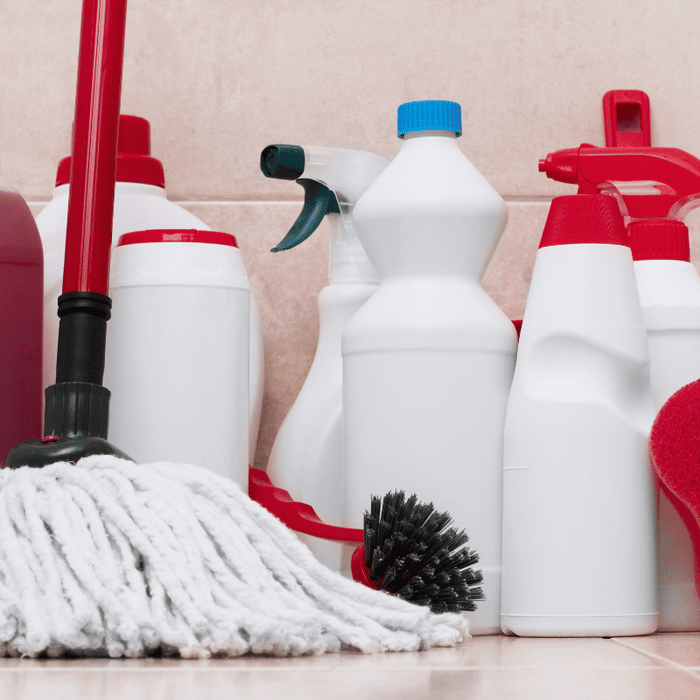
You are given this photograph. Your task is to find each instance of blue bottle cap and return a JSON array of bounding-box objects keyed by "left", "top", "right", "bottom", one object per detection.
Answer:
[{"left": 397, "top": 100, "right": 462, "bottom": 138}]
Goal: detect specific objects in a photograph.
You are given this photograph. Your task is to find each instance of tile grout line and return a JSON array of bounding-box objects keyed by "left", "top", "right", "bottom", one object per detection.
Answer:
[
  {"left": 610, "top": 638, "right": 700, "bottom": 682},
  {"left": 26, "top": 198, "right": 555, "bottom": 208},
  {"left": 0, "top": 664, "right": 678, "bottom": 673},
  {"left": 169, "top": 198, "right": 557, "bottom": 206}
]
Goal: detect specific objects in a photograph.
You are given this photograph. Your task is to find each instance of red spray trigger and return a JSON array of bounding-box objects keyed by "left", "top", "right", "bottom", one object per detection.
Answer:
[
  {"left": 541, "top": 90, "right": 700, "bottom": 220},
  {"left": 603, "top": 90, "right": 651, "bottom": 148},
  {"left": 540, "top": 145, "right": 700, "bottom": 219}
]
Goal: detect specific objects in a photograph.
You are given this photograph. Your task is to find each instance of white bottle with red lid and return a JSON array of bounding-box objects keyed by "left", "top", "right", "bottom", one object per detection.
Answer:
[
  {"left": 103, "top": 229, "right": 250, "bottom": 487},
  {"left": 342, "top": 100, "right": 517, "bottom": 634},
  {"left": 35, "top": 115, "right": 264, "bottom": 464},
  {"left": 501, "top": 195, "right": 658, "bottom": 637},
  {"left": 630, "top": 219, "right": 700, "bottom": 632}
]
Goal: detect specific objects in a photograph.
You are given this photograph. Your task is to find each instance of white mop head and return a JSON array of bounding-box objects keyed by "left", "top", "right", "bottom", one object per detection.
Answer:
[{"left": 0, "top": 455, "right": 469, "bottom": 658}]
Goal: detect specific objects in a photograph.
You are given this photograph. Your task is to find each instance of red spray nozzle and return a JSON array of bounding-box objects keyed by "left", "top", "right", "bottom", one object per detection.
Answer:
[
  {"left": 539, "top": 148, "right": 579, "bottom": 183},
  {"left": 540, "top": 144, "right": 700, "bottom": 220}
]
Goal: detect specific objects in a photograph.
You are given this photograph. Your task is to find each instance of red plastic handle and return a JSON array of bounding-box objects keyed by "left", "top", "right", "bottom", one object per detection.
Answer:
[
  {"left": 603, "top": 90, "right": 651, "bottom": 148},
  {"left": 540, "top": 145, "right": 700, "bottom": 219},
  {"left": 248, "top": 468, "right": 363, "bottom": 543},
  {"left": 63, "top": 0, "right": 128, "bottom": 295}
]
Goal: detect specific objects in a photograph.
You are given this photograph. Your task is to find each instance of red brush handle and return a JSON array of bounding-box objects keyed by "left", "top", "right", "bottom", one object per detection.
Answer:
[
  {"left": 248, "top": 469, "right": 380, "bottom": 589},
  {"left": 63, "top": 0, "right": 128, "bottom": 295},
  {"left": 248, "top": 468, "right": 363, "bottom": 543}
]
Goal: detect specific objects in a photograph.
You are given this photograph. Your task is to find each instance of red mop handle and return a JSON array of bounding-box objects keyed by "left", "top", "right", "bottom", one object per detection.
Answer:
[{"left": 63, "top": 0, "right": 128, "bottom": 296}]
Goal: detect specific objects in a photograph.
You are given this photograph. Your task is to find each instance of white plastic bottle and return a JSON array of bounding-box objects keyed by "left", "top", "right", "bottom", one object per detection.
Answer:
[
  {"left": 501, "top": 194, "right": 658, "bottom": 637},
  {"left": 35, "top": 115, "right": 264, "bottom": 464},
  {"left": 343, "top": 101, "right": 517, "bottom": 634},
  {"left": 104, "top": 229, "right": 250, "bottom": 488},
  {"left": 630, "top": 218, "right": 700, "bottom": 632},
  {"left": 261, "top": 145, "right": 387, "bottom": 571}
]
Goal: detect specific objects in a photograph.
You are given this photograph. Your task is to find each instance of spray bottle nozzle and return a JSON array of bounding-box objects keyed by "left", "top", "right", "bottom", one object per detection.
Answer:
[
  {"left": 540, "top": 144, "right": 700, "bottom": 219},
  {"left": 538, "top": 148, "right": 580, "bottom": 183},
  {"left": 260, "top": 144, "right": 305, "bottom": 181},
  {"left": 260, "top": 143, "right": 388, "bottom": 281}
]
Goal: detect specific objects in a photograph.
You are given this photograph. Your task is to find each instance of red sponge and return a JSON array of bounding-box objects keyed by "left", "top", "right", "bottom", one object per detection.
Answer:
[{"left": 649, "top": 379, "right": 700, "bottom": 598}]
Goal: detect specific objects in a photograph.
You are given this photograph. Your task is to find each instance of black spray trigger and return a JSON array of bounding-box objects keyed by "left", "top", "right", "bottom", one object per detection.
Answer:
[{"left": 271, "top": 179, "right": 340, "bottom": 252}]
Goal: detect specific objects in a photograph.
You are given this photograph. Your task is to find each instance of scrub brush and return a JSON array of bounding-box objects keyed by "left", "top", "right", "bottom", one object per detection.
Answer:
[{"left": 249, "top": 469, "right": 484, "bottom": 614}]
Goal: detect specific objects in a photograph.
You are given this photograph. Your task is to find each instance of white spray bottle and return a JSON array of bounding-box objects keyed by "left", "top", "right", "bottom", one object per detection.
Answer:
[
  {"left": 261, "top": 144, "right": 387, "bottom": 570},
  {"left": 541, "top": 142, "right": 700, "bottom": 632},
  {"left": 343, "top": 101, "right": 517, "bottom": 633},
  {"left": 36, "top": 115, "right": 264, "bottom": 464}
]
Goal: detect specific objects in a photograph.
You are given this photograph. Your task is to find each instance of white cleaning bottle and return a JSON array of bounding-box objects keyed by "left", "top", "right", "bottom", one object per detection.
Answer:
[
  {"left": 104, "top": 229, "right": 250, "bottom": 487},
  {"left": 35, "top": 115, "right": 264, "bottom": 464},
  {"left": 630, "top": 218, "right": 700, "bottom": 632},
  {"left": 501, "top": 194, "right": 658, "bottom": 637},
  {"left": 261, "top": 145, "right": 387, "bottom": 571},
  {"left": 343, "top": 101, "right": 517, "bottom": 633}
]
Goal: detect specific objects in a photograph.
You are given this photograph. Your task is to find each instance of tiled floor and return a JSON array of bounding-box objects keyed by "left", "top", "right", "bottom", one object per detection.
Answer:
[{"left": 1, "top": 634, "right": 699, "bottom": 700}]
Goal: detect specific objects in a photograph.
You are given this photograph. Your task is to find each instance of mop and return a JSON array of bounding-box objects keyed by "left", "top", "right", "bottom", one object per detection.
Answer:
[{"left": 0, "top": 0, "right": 470, "bottom": 658}]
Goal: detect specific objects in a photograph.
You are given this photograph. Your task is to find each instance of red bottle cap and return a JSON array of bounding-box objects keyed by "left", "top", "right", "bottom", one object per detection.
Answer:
[
  {"left": 539, "top": 195, "right": 628, "bottom": 249},
  {"left": 628, "top": 219, "right": 690, "bottom": 262},
  {"left": 116, "top": 229, "right": 238, "bottom": 248},
  {"left": 56, "top": 115, "right": 165, "bottom": 188}
]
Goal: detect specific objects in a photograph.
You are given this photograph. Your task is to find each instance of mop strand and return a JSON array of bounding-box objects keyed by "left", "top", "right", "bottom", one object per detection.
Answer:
[{"left": 0, "top": 455, "right": 469, "bottom": 658}]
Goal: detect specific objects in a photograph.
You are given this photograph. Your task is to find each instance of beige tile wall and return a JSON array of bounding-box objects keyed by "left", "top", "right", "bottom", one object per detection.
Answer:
[{"left": 5, "top": 0, "right": 700, "bottom": 470}]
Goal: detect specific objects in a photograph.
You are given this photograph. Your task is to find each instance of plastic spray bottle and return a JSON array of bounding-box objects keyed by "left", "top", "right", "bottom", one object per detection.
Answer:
[
  {"left": 541, "top": 143, "right": 700, "bottom": 631},
  {"left": 501, "top": 194, "right": 658, "bottom": 637},
  {"left": 0, "top": 170, "right": 43, "bottom": 464},
  {"left": 36, "top": 115, "right": 264, "bottom": 463},
  {"left": 342, "top": 101, "right": 518, "bottom": 634},
  {"left": 260, "top": 144, "right": 387, "bottom": 570}
]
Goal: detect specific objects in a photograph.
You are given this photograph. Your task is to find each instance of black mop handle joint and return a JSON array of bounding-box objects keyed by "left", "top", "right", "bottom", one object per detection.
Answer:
[{"left": 55, "top": 291, "right": 112, "bottom": 385}]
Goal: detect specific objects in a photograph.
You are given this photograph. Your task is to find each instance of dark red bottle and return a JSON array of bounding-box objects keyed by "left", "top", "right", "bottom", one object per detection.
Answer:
[{"left": 0, "top": 183, "right": 43, "bottom": 465}]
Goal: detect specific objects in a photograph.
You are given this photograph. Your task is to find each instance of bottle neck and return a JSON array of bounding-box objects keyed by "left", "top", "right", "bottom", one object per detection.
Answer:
[
  {"left": 54, "top": 181, "right": 167, "bottom": 198},
  {"left": 402, "top": 130, "right": 458, "bottom": 140},
  {"left": 327, "top": 212, "right": 378, "bottom": 284}
]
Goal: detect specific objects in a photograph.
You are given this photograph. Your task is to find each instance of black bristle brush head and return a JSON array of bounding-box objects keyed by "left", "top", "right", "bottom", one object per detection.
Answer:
[{"left": 362, "top": 491, "right": 484, "bottom": 614}]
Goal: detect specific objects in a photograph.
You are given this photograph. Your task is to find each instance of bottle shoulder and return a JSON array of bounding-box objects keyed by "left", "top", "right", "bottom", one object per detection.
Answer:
[
  {"left": 36, "top": 185, "right": 211, "bottom": 239},
  {"left": 355, "top": 138, "right": 505, "bottom": 217},
  {"left": 635, "top": 260, "right": 700, "bottom": 304},
  {"left": 0, "top": 189, "right": 43, "bottom": 263},
  {"left": 343, "top": 277, "right": 517, "bottom": 353}
]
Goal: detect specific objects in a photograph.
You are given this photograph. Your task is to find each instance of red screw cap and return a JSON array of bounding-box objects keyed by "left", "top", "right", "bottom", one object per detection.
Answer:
[
  {"left": 539, "top": 195, "right": 628, "bottom": 249},
  {"left": 116, "top": 229, "right": 239, "bottom": 248},
  {"left": 56, "top": 114, "right": 165, "bottom": 188},
  {"left": 629, "top": 219, "right": 690, "bottom": 262}
]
